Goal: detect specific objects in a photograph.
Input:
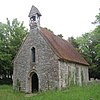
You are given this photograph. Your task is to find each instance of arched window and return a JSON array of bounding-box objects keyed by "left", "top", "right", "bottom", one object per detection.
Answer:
[{"left": 31, "top": 47, "right": 35, "bottom": 62}]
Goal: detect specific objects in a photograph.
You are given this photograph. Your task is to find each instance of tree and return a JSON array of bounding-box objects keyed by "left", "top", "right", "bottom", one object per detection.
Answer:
[
  {"left": 57, "top": 34, "right": 63, "bottom": 38},
  {"left": 68, "top": 36, "right": 79, "bottom": 48},
  {"left": 90, "top": 11, "right": 100, "bottom": 79},
  {"left": 0, "top": 18, "right": 28, "bottom": 78},
  {"left": 76, "top": 27, "right": 100, "bottom": 79},
  {"left": 74, "top": 9, "right": 100, "bottom": 79},
  {"left": 92, "top": 10, "right": 100, "bottom": 24}
]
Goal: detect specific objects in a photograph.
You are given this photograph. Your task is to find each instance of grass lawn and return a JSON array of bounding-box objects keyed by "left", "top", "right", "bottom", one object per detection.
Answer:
[{"left": 0, "top": 82, "right": 100, "bottom": 100}]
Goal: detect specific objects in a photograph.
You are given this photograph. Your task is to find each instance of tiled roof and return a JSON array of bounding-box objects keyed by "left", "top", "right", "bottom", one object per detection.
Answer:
[{"left": 40, "top": 28, "right": 89, "bottom": 66}]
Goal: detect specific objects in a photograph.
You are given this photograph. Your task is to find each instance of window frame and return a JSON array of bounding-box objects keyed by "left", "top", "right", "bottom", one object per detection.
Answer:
[{"left": 31, "top": 47, "right": 35, "bottom": 62}]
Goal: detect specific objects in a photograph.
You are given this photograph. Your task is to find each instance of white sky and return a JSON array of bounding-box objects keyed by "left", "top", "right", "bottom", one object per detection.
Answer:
[{"left": 0, "top": 0, "right": 100, "bottom": 39}]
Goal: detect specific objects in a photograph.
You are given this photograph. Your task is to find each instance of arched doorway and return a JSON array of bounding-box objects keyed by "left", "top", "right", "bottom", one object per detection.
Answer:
[{"left": 31, "top": 73, "right": 38, "bottom": 92}]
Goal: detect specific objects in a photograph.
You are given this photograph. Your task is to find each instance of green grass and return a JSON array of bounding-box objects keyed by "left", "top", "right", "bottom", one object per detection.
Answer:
[{"left": 0, "top": 83, "right": 100, "bottom": 100}]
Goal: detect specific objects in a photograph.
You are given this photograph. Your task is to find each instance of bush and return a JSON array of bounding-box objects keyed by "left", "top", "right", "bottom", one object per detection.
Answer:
[{"left": 0, "top": 78, "right": 12, "bottom": 85}]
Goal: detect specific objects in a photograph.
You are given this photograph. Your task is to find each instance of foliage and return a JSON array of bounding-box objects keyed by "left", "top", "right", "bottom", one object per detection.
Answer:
[
  {"left": 0, "top": 18, "right": 28, "bottom": 78},
  {"left": 57, "top": 34, "right": 63, "bottom": 38},
  {"left": 15, "top": 79, "right": 21, "bottom": 91},
  {"left": 75, "top": 26, "right": 100, "bottom": 79},
  {"left": 68, "top": 36, "right": 79, "bottom": 48},
  {"left": 0, "top": 78, "right": 12, "bottom": 85},
  {"left": 68, "top": 10, "right": 100, "bottom": 79},
  {"left": 92, "top": 9, "right": 100, "bottom": 24},
  {"left": 0, "top": 83, "right": 100, "bottom": 100},
  {"left": 44, "top": 27, "right": 53, "bottom": 33}
]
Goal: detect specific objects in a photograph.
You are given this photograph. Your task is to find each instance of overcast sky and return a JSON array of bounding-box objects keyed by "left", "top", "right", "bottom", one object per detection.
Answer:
[{"left": 0, "top": 0, "right": 100, "bottom": 39}]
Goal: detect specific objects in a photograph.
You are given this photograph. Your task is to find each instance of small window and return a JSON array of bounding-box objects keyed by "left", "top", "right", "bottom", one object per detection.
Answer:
[
  {"left": 31, "top": 47, "right": 35, "bottom": 62},
  {"left": 30, "top": 16, "right": 36, "bottom": 21}
]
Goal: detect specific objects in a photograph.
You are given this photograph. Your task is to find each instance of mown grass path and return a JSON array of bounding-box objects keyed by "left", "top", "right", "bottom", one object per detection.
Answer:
[{"left": 0, "top": 83, "right": 100, "bottom": 100}]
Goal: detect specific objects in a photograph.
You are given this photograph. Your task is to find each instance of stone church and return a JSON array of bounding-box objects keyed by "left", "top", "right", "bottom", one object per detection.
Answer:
[{"left": 13, "top": 5, "right": 89, "bottom": 93}]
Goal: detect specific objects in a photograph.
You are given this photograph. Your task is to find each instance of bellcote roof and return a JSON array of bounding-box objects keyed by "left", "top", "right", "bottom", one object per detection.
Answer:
[{"left": 28, "top": 5, "right": 42, "bottom": 17}]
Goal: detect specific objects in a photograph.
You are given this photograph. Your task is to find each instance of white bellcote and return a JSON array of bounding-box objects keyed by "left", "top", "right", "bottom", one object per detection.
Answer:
[{"left": 28, "top": 5, "right": 42, "bottom": 29}]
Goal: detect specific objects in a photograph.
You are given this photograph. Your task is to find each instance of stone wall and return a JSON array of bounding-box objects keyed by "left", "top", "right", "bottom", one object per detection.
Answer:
[
  {"left": 13, "top": 27, "right": 59, "bottom": 93},
  {"left": 58, "top": 60, "right": 89, "bottom": 89},
  {"left": 13, "top": 27, "right": 89, "bottom": 93}
]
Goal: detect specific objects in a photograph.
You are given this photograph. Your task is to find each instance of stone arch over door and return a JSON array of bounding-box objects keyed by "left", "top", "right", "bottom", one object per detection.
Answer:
[{"left": 29, "top": 71, "right": 39, "bottom": 93}]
